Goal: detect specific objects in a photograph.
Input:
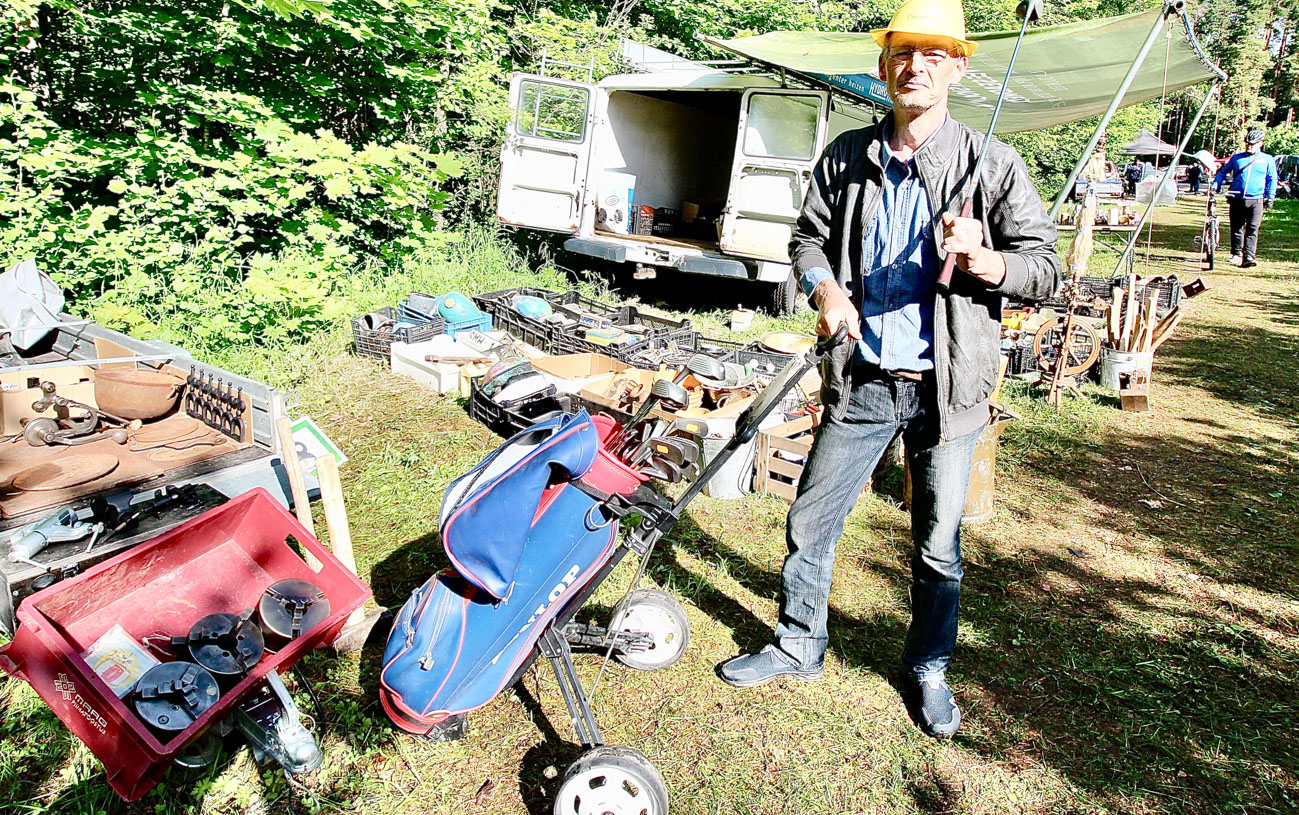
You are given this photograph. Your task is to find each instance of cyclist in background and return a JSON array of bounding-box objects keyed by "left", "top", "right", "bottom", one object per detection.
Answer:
[{"left": 1213, "top": 129, "right": 1277, "bottom": 268}]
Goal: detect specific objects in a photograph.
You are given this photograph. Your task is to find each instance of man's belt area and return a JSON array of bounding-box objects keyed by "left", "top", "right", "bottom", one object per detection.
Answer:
[{"left": 852, "top": 361, "right": 931, "bottom": 383}]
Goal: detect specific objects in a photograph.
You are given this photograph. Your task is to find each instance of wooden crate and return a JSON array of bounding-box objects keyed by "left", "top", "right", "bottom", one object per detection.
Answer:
[{"left": 755, "top": 414, "right": 871, "bottom": 503}]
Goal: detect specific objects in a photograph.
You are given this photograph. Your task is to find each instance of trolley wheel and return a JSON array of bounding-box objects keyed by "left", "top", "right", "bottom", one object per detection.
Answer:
[
  {"left": 1032, "top": 317, "right": 1100, "bottom": 376},
  {"left": 610, "top": 589, "right": 690, "bottom": 671},
  {"left": 554, "top": 745, "right": 669, "bottom": 815}
]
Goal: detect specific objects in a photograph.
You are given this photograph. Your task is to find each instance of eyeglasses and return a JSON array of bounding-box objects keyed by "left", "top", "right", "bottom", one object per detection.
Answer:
[{"left": 885, "top": 47, "right": 957, "bottom": 68}]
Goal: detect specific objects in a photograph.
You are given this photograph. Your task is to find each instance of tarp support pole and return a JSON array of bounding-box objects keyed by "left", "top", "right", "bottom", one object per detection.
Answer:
[
  {"left": 1049, "top": 2, "right": 1179, "bottom": 219},
  {"left": 1109, "top": 83, "right": 1219, "bottom": 278}
]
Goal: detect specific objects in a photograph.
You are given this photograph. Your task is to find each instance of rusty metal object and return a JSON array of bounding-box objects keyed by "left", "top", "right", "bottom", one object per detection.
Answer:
[
  {"left": 94, "top": 368, "right": 184, "bottom": 421},
  {"left": 12, "top": 453, "right": 121, "bottom": 491}
]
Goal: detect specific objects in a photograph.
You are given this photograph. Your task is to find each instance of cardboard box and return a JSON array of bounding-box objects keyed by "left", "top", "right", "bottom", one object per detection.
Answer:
[
  {"left": 0, "top": 365, "right": 98, "bottom": 435},
  {"left": 682, "top": 201, "right": 700, "bottom": 222},
  {"left": 533, "top": 353, "right": 627, "bottom": 380},
  {"left": 578, "top": 367, "right": 757, "bottom": 423}
]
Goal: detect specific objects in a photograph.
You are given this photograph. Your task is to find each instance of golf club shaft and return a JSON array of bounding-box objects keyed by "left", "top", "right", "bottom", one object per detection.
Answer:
[{"left": 937, "top": 8, "right": 1035, "bottom": 290}]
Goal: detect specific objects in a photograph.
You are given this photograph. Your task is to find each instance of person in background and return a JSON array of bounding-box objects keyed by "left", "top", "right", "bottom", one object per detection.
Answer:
[
  {"left": 1125, "top": 160, "right": 1143, "bottom": 198},
  {"left": 1186, "top": 162, "right": 1202, "bottom": 195},
  {"left": 1213, "top": 128, "right": 1277, "bottom": 268},
  {"left": 715, "top": 0, "right": 1060, "bottom": 740}
]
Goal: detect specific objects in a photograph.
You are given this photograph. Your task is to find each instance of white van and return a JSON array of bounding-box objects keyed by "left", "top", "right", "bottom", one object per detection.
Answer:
[{"left": 494, "top": 67, "right": 879, "bottom": 314}]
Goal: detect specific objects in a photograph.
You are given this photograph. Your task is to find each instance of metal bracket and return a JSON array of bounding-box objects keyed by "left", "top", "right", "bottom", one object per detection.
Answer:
[
  {"left": 561, "top": 621, "right": 653, "bottom": 654},
  {"left": 538, "top": 627, "right": 603, "bottom": 748}
]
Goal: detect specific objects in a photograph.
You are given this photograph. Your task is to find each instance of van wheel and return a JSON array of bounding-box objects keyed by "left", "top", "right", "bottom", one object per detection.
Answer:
[{"left": 767, "top": 272, "right": 799, "bottom": 316}]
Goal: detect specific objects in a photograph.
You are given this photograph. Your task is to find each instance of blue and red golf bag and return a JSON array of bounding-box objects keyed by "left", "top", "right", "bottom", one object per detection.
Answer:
[{"left": 379, "top": 410, "right": 648, "bottom": 734}]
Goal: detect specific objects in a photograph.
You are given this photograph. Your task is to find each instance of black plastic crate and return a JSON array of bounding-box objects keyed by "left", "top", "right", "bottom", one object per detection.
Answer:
[
  {"left": 473, "top": 287, "right": 692, "bottom": 364},
  {"left": 468, "top": 377, "right": 576, "bottom": 438},
  {"left": 728, "top": 343, "right": 796, "bottom": 381},
  {"left": 651, "top": 207, "right": 681, "bottom": 238},
  {"left": 1006, "top": 342, "right": 1039, "bottom": 375},
  {"left": 1038, "top": 274, "right": 1180, "bottom": 317},
  {"left": 472, "top": 287, "right": 565, "bottom": 350},
  {"left": 351, "top": 306, "right": 446, "bottom": 361}
]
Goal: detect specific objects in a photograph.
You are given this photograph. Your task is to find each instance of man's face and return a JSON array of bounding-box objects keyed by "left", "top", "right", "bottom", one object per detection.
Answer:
[
  {"left": 879, "top": 32, "right": 969, "bottom": 114},
  {"left": 1246, "top": 141, "right": 1262, "bottom": 154}
]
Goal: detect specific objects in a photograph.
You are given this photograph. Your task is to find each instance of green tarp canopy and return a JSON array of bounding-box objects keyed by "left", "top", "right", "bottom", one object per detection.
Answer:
[{"left": 702, "top": 9, "right": 1223, "bottom": 134}]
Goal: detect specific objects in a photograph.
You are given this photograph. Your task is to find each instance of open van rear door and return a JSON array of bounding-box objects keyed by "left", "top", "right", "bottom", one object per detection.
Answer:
[
  {"left": 720, "top": 89, "right": 830, "bottom": 262},
  {"left": 496, "top": 75, "right": 597, "bottom": 234}
]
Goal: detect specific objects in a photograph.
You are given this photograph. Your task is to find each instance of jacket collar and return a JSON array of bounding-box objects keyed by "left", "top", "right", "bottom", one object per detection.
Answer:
[{"left": 869, "top": 110, "right": 963, "bottom": 173}]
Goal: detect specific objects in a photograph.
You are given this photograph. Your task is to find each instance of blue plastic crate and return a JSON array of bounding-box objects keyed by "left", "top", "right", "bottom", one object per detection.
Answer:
[{"left": 443, "top": 311, "right": 493, "bottom": 339}]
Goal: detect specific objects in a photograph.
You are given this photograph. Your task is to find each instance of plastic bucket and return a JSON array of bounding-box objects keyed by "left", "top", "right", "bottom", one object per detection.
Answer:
[
  {"left": 1099, "top": 348, "right": 1153, "bottom": 390},
  {"left": 698, "top": 414, "right": 757, "bottom": 499}
]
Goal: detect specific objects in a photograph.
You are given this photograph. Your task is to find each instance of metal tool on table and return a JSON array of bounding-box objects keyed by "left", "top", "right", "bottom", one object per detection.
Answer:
[
  {"left": 936, "top": 0, "right": 1044, "bottom": 291},
  {"left": 90, "top": 484, "right": 207, "bottom": 546},
  {"left": 11, "top": 380, "right": 137, "bottom": 447},
  {"left": 185, "top": 367, "right": 245, "bottom": 441},
  {"left": 5, "top": 507, "right": 104, "bottom": 565}
]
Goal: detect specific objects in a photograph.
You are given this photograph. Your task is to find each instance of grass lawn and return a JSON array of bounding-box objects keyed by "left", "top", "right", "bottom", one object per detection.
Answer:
[{"left": 2, "top": 198, "right": 1297, "bottom": 814}]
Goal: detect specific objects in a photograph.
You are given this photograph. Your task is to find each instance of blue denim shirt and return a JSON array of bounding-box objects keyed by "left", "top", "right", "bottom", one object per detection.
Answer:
[{"left": 801, "top": 131, "right": 938, "bottom": 371}]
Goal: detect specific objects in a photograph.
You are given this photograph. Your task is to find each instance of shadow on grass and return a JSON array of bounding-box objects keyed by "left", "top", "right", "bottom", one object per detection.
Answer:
[{"left": 638, "top": 404, "right": 1299, "bottom": 813}]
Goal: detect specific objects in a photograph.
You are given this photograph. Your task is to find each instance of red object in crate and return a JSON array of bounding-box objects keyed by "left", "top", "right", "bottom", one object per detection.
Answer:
[{"left": 0, "top": 488, "right": 371, "bottom": 801}]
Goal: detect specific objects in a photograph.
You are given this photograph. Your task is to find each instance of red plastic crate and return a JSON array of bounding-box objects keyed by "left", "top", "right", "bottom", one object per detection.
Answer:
[{"left": 0, "top": 488, "right": 371, "bottom": 801}]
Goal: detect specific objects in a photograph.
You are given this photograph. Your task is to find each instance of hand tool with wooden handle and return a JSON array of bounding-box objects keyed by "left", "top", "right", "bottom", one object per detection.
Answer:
[
  {"left": 1150, "top": 308, "right": 1184, "bottom": 353},
  {"left": 937, "top": 0, "right": 1044, "bottom": 290},
  {"left": 275, "top": 416, "right": 320, "bottom": 571}
]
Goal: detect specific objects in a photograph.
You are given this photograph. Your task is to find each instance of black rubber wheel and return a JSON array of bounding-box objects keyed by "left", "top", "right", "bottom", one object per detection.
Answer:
[
  {"left": 767, "top": 271, "right": 799, "bottom": 316},
  {"left": 610, "top": 588, "right": 690, "bottom": 671},
  {"left": 554, "top": 745, "right": 669, "bottom": 815}
]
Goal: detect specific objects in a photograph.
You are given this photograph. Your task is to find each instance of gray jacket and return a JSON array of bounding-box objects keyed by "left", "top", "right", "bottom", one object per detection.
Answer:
[{"left": 790, "top": 113, "right": 1061, "bottom": 439}]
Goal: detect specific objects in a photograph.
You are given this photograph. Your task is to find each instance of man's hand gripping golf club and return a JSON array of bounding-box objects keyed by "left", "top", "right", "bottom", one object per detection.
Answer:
[{"left": 936, "top": 0, "right": 1043, "bottom": 291}]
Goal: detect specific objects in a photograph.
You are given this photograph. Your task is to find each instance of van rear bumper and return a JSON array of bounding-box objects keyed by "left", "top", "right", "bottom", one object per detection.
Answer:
[{"left": 561, "top": 237, "right": 789, "bottom": 282}]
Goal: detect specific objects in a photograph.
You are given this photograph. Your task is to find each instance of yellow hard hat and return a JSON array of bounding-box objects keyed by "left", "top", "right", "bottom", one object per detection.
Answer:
[{"left": 872, "top": 0, "right": 979, "bottom": 57}]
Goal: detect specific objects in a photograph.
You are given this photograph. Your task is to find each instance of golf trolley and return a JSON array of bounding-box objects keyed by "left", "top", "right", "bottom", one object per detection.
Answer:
[{"left": 380, "top": 328, "right": 847, "bottom": 815}]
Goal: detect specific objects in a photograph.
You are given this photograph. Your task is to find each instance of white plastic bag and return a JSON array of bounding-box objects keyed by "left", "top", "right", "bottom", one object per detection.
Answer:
[
  {"left": 0, "top": 258, "right": 66, "bottom": 350},
  {"left": 1135, "top": 174, "right": 1178, "bottom": 206}
]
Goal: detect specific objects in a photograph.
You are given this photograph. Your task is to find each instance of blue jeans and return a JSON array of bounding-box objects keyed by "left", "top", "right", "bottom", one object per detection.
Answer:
[{"left": 773, "top": 365, "right": 982, "bottom": 678}]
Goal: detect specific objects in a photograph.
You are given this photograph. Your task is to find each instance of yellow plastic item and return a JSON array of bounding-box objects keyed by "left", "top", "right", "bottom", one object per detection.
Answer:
[{"left": 871, "top": 0, "right": 979, "bottom": 56}]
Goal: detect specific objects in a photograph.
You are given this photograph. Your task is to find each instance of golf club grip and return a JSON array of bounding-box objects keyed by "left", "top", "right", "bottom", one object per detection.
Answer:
[{"left": 936, "top": 197, "right": 975, "bottom": 290}]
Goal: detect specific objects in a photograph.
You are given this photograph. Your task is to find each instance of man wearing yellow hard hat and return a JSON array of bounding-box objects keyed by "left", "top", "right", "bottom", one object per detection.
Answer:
[{"left": 720, "top": 0, "right": 1060, "bottom": 739}]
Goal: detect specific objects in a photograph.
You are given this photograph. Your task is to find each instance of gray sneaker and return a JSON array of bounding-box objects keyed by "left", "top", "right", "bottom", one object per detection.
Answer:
[
  {"left": 901, "top": 673, "right": 961, "bottom": 738},
  {"left": 717, "top": 644, "right": 824, "bottom": 688}
]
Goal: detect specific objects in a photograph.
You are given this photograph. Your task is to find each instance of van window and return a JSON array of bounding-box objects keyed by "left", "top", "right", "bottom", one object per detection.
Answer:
[
  {"left": 516, "top": 80, "right": 589, "bottom": 143},
  {"left": 743, "top": 94, "right": 820, "bottom": 161}
]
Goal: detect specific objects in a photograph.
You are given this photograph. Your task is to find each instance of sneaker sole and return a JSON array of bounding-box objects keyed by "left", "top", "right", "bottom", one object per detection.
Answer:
[{"left": 717, "top": 668, "right": 824, "bottom": 688}]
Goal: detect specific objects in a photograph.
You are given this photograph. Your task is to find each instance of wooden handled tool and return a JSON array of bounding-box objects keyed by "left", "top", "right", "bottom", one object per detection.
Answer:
[
  {"left": 275, "top": 416, "right": 320, "bottom": 571},
  {"left": 1150, "top": 307, "right": 1184, "bottom": 353},
  {"left": 937, "top": 0, "right": 1043, "bottom": 290}
]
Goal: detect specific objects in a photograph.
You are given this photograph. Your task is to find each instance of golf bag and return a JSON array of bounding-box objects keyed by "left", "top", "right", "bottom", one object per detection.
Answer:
[{"left": 379, "top": 410, "right": 645, "bottom": 733}]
